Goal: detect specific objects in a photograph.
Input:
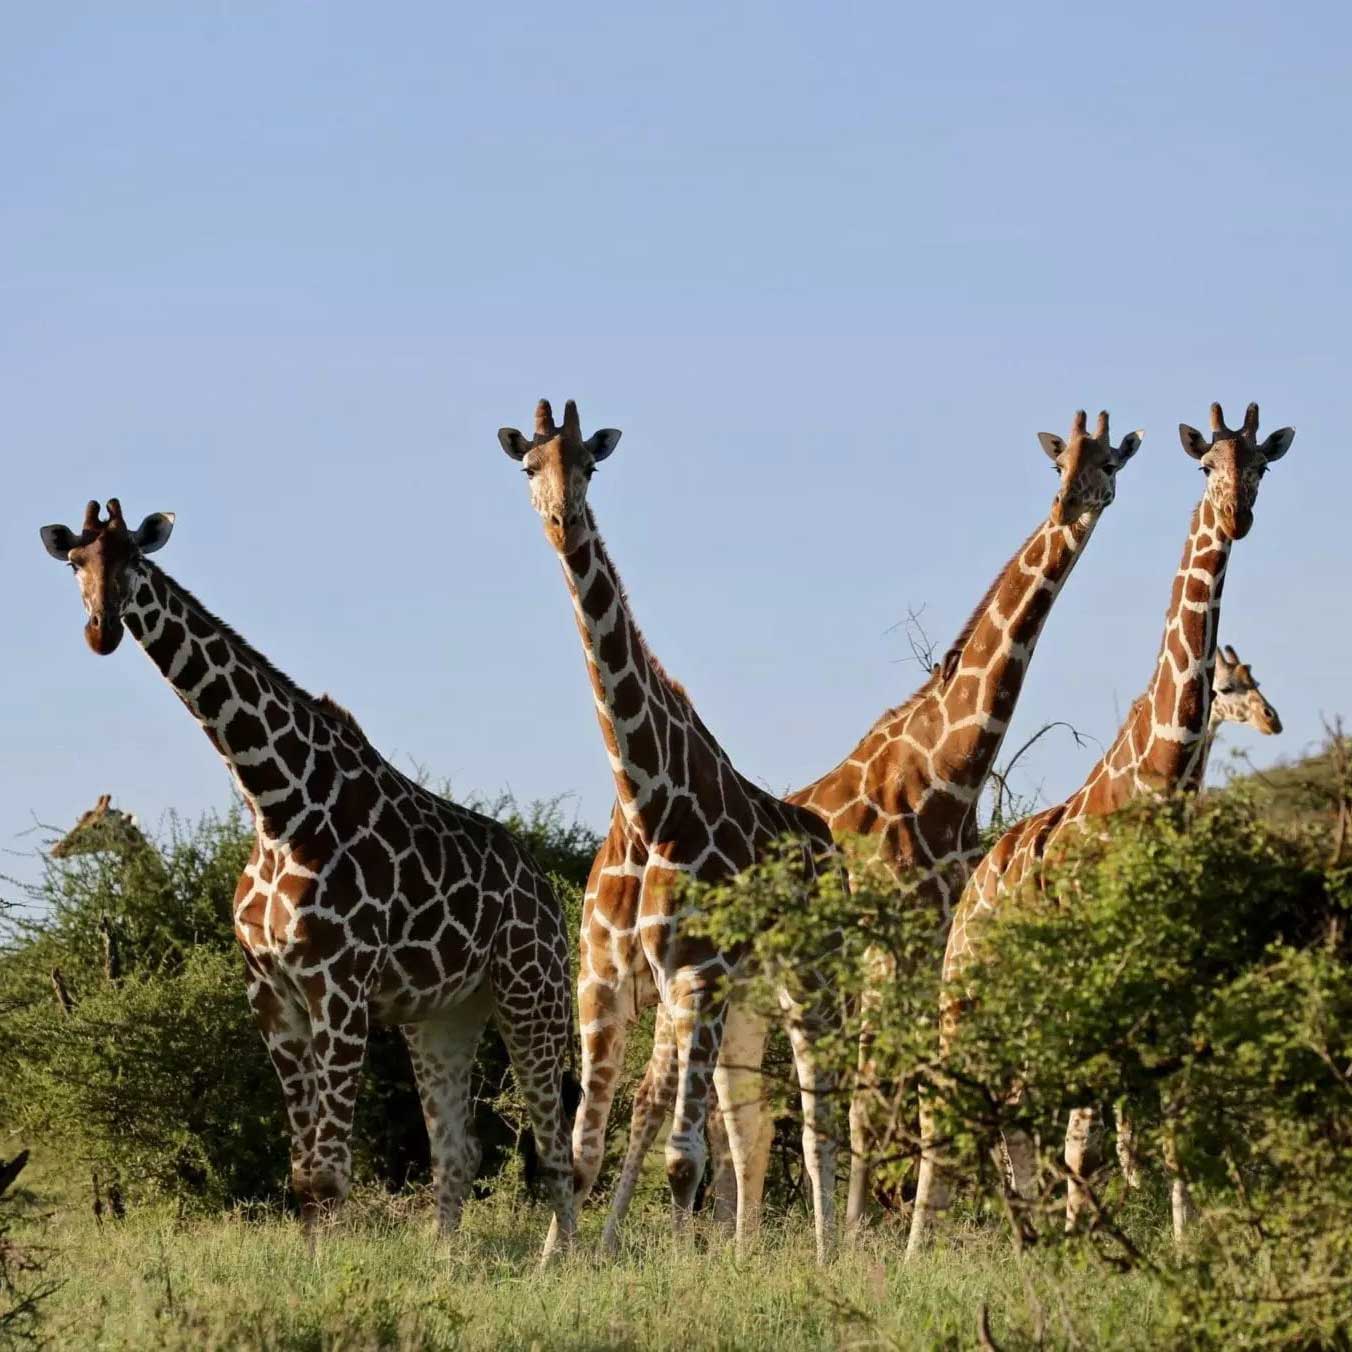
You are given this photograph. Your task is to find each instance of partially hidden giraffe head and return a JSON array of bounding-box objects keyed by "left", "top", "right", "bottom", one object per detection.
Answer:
[
  {"left": 1036, "top": 410, "right": 1143, "bottom": 527},
  {"left": 1179, "top": 402, "right": 1294, "bottom": 540},
  {"left": 40, "top": 499, "right": 176, "bottom": 654},
  {"left": 498, "top": 399, "right": 622, "bottom": 552},
  {"left": 50, "top": 793, "right": 142, "bottom": 860},
  {"left": 1212, "top": 643, "right": 1282, "bottom": 736}
]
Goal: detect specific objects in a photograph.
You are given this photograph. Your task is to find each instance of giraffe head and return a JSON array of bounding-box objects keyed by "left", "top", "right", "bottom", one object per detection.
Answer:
[
  {"left": 1036, "top": 410, "right": 1143, "bottom": 526},
  {"left": 498, "top": 399, "right": 622, "bottom": 551},
  {"left": 50, "top": 793, "right": 142, "bottom": 860},
  {"left": 39, "top": 499, "right": 175, "bottom": 655},
  {"left": 1179, "top": 402, "right": 1294, "bottom": 540},
  {"left": 1212, "top": 644, "right": 1282, "bottom": 736}
]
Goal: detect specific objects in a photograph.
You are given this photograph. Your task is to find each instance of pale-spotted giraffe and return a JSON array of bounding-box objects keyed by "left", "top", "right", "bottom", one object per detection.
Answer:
[
  {"left": 50, "top": 794, "right": 151, "bottom": 861},
  {"left": 579, "top": 410, "right": 1142, "bottom": 1237},
  {"left": 1107, "top": 638, "right": 1282, "bottom": 1232},
  {"left": 497, "top": 399, "right": 840, "bottom": 1261},
  {"left": 40, "top": 499, "right": 576, "bottom": 1258},
  {"left": 907, "top": 401, "right": 1295, "bottom": 1255}
]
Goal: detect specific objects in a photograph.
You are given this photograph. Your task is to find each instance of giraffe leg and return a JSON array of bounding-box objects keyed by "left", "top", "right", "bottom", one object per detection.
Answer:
[
  {"left": 1000, "top": 1128, "right": 1039, "bottom": 1200},
  {"left": 845, "top": 947, "right": 890, "bottom": 1239},
  {"left": 1114, "top": 1097, "right": 1143, "bottom": 1189},
  {"left": 600, "top": 1003, "right": 680, "bottom": 1255},
  {"left": 402, "top": 987, "right": 493, "bottom": 1237},
  {"left": 662, "top": 988, "right": 727, "bottom": 1227},
  {"left": 562, "top": 964, "right": 639, "bottom": 1221},
  {"left": 488, "top": 920, "right": 577, "bottom": 1266},
  {"left": 712, "top": 1001, "right": 771, "bottom": 1249},
  {"left": 300, "top": 979, "right": 370, "bottom": 1233},
  {"left": 244, "top": 968, "right": 319, "bottom": 1232},
  {"left": 706, "top": 1097, "right": 737, "bottom": 1226},
  {"left": 844, "top": 1029, "right": 879, "bottom": 1240},
  {"left": 906, "top": 1091, "right": 953, "bottom": 1259},
  {"left": 1161, "top": 1117, "right": 1195, "bottom": 1246},
  {"left": 779, "top": 992, "right": 838, "bottom": 1265},
  {"left": 1064, "top": 1106, "right": 1096, "bottom": 1231}
]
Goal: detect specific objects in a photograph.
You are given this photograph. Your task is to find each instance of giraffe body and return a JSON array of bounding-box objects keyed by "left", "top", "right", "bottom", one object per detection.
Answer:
[
  {"left": 40, "top": 501, "right": 577, "bottom": 1256},
  {"left": 906, "top": 401, "right": 1294, "bottom": 1255},
  {"left": 573, "top": 411, "right": 1142, "bottom": 1234},
  {"left": 499, "top": 400, "right": 840, "bottom": 1260}
]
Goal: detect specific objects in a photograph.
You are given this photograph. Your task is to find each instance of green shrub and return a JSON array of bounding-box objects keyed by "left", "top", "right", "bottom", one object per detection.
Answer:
[
  {"left": 686, "top": 784, "right": 1352, "bottom": 1346},
  {"left": 6, "top": 947, "right": 285, "bottom": 1210}
]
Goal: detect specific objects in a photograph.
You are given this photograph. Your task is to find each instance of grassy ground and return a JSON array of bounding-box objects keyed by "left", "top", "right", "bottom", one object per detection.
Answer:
[{"left": 9, "top": 1156, "right": 1173, "bottom": 1352}]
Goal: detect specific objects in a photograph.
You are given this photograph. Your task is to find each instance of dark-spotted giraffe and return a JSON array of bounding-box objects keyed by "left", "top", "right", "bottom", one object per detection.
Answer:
[
  {"left": 39, "top": 499, "right": 576, "bottom": 1257},
  {"left": 906, "top": 401, "right": 1295, "bottom": 1256},
  {"left": 497, "top": 399, "right": 840, "bottom": 1261},
  {"left": 580, "top": 410, "right": 1142, "bottom": 1236}
]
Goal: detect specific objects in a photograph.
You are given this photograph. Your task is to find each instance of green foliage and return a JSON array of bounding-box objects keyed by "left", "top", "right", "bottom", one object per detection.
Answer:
[
  {"left": 686, "top": 777, "right": 1352, "bottom": 1346},
  {"left": 6, "top": 947, "right": 286, "bottom": 1211}
]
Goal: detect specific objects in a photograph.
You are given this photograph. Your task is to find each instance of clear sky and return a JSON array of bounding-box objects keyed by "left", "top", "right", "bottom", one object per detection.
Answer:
[{"left": 3, "top": 3, "right": 1349, "bottom": 899}]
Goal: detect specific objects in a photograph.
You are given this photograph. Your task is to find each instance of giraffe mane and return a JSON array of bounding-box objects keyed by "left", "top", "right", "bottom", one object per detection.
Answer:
[{"left": 147, "top": 563, "right": 368, "bottom": 739}]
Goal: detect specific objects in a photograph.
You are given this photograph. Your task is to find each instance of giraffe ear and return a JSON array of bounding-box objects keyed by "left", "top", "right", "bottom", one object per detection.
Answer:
[
  {"left": 1179, "top": 424, "right": 1210, "bottom": 460},
  {"left": 134, "top": 513, "right": 175, "bottom": 554},
  {"left": 1037, "top": 433, "right": 1065, "bottom": 462},
  {"left": 940, "top": 648, "right": 961, "bottom": 683},
  {"left": 587, "top": 429, "right": 622, "bottom": 462},
  {"left": 1114, "top": 430, "right": 1144, "bottom": 466},
  {"left": 1260, "top": 427, "right": 1294, "bottom": 462},
  {"left": 498, "top": 427, "right": 530, "bottom": 461},
  {"left": 40, "top": 524, "right": 79, "bottom": 560}
]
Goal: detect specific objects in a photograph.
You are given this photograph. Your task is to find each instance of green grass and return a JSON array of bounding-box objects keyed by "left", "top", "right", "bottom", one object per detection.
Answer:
[{"left": 10, "top": 1156, "right": 1173, "bottom": 1351}]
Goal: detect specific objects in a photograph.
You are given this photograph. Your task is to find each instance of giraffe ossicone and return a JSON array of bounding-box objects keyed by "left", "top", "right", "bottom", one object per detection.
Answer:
[
  {"left": 40, "top": 497, "right": 578, "bottom": 1260},
  {"left": 500, "top": 398, "right": 843, "bottom": 1262},
  {"left": 906, "top": 400, "right": 1294, "bottom": 1257}
]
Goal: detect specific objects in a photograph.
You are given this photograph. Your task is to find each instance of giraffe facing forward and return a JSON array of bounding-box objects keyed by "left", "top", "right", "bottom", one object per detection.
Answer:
[
  {"left": 907, "top": 400, "right": 1295, "bottom": 1255},
  {"left": 39, "top": 500, "right": 577, "bottom": 1257},
  {"left": 498, "top": 399, "right": 840, "bottom": 1261}
]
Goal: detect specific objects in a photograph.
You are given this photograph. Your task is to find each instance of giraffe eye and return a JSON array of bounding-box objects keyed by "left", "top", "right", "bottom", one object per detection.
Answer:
[{"left": 523, "top": 467, "right": 536, "bottom": 479}]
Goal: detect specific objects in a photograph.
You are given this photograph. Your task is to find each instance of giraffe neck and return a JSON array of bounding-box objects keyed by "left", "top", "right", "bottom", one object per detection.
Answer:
[
  {"left": 121, "top": 560, "right": 363, "bottom": 836},
  {"left": 1085, "top": 497, "right": 1231, "bottom": 806},
  {"left": 922, "top": 511, "right": 1100, "bottom": 791},
  {"left": 556, "top": 511, "right": 710, "bottom": 842},
  {"left": 1194, "top": 697, "right": 1235, "bottom": 787}
]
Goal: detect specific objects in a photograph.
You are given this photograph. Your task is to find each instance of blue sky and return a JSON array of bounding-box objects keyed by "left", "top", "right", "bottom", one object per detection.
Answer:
[{"left": 3, "top": 2, "right": 1348, "bottom": 897}]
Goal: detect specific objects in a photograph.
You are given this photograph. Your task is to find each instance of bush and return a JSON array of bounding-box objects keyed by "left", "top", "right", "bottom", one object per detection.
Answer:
[
  {"left": 7, "top": 947, "right": 285, "bottom": 1211},
  {"left": 687, "top": 782, "right": 1352, "bottom": 1346}
]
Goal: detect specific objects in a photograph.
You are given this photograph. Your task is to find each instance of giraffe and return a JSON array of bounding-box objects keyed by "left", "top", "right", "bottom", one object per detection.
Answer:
[
  {"left": 497, "top": 399, "right": 840, "bottom": 1261},
  {"left": 1108, "top": 638, "right": 1282, "bottom": 1228},
  {"left": 1200, "top": 642, "right": 1282, "bottom": 773},
  {"left": 39, "top": 499, "right": 576, "bottom": 1257},
  {"left": 906, "top": 400, "right": 1295, "bottom": 1256},
  {"left": 578, "top": 409, "right": 1142, "bottom": 1237},
  {"left": 50, "top": 794, "right": 151, "bottom": 860}
]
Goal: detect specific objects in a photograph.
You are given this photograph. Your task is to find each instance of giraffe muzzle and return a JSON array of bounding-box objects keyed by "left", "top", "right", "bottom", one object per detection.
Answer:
[{"left": 85, "top": 613, "right": 125, "bottom": 656}]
